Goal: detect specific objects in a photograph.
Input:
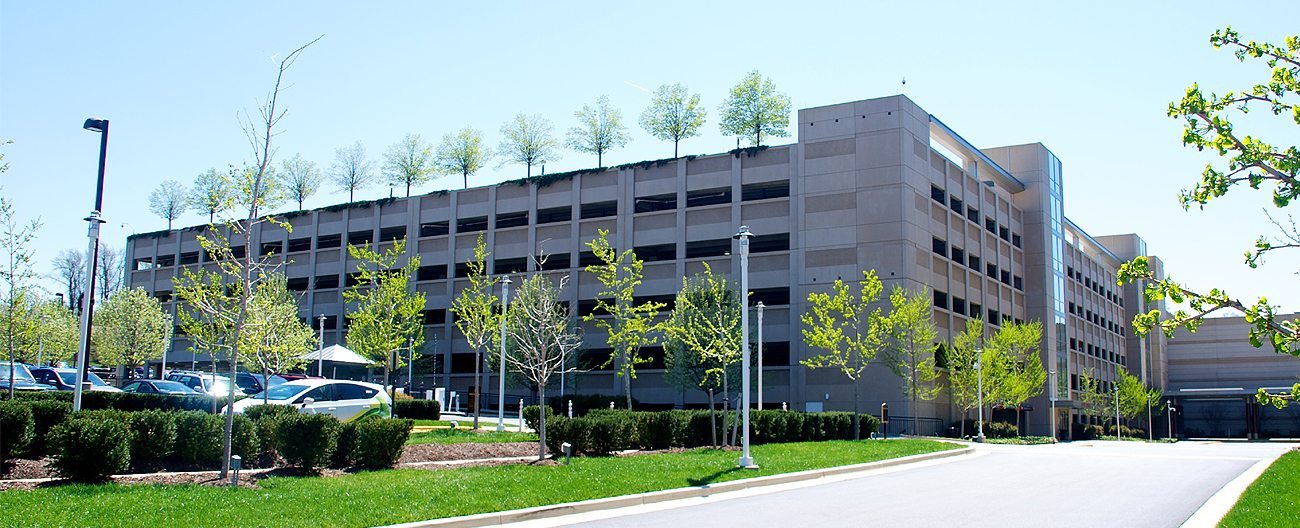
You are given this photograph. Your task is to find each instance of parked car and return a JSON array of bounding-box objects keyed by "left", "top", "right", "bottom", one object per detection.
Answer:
[
  {"left": 29, "top": 367, "right": 121, "bottom": 392},
  {"left": 165, "top": 371, "right": 235, "bottom": 396},
  {"left": 226, "top": 379, "right": 390, "bottom": 423},
  {"left": 120, "top": 379, "right": 201, "bottom": 395},
  {"left": 277, "top": 374, "right": 324, "bottom": 382},
  {"left": 0, "top": 362, "right": 54, "bottom": 392}
]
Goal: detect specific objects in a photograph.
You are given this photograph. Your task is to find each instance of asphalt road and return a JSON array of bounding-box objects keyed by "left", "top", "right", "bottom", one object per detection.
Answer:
[{"left": 513, "top": 441, "right": 1293, "bottom": 528}]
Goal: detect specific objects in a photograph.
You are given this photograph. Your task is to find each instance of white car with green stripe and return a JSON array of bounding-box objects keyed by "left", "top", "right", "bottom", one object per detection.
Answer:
[{"left": 227, "top": 379, "right": 390, "bottom": 422}]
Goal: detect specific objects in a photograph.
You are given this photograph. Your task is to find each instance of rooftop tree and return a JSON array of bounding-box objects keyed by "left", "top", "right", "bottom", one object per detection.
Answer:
[
  {"left": 190, "top": 168, "right": 231, "bottom": 223},
  {"left": 434, "top": 127, "right": 491, "bottom": 189},
  {"left": 499, "top": 113, "right": 559, "bottom": 179},
  {"left": 640, "top": 83, "right": 707, "bottom": 158},
  {"left": 148, "top": 180, "right": 189, "bottom": 230},
  {"left": 331, "top": 141, "right": 376, "bottom": 202},
  {"left": 583, "top": 229, "right": 663, "bottom": 409},
  {"left": 800, "top": 270, "right": 886, "bottom": 440},
  {"left": 281, "top": 153, "right": 323, "bottom": 210},
  {"left": 566, "top": 95, "right": 630, "bottom": 167},
  {"left": 383, "top": 133, "right": 437, "bottom": 197},
  {"left": 719, "top": 70, "right": 791, "bottom": 147}
]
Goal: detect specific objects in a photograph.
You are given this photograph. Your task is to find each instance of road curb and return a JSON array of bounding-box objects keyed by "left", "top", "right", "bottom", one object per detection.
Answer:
[
  {"left": 383, "top": 444, "right": 973, "bottom": 528},
  {"left": 1179, "top": 445, "right": 1298, "bottom": 528}
]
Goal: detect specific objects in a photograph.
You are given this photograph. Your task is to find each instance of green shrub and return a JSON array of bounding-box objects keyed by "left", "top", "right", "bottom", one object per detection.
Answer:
[
  {"left": 128, "top": 410, "right": 176, "bottom": 462},
  {"left": 245, "top": 404, "right": 300, "bottom": 422},
  {"left": 523, "top": 405, "right": 553, "bottom": 431},
  {"left": 1106, "top": 424, "right": 1145, "bottom": 438},
  {"left": 231, "top": 414, "right": 259, "bottom": 464},
  {"left": 394, "top": 400, "right": 440, "bottom": 421},
  {"left": 684, "top": 410, "right": 723, "bottom": 447},
  {"left": 354, "top": 418, "right": 414, "bottom": 468},
  {"left": 857, "top": 413, "right": 881, "bottom": 438},
  {"left": 173, "top": 411, "right": 223, "bottom": 466},
  {"left": 332, "top": 418, "right": 362, "bottom": 468},
  {"left": 586, "top": 413, "right": 635, "bottom": 454},
  {"left": 0, "top": 400, "right": 33, "bottom": 461},
  {"left": 25, "top": 400, "right": 71, "bottom": 457},
  {"left": 277, "top": 413, "right": 340, "bottom": 470},
  {"left": 987, "top": 421, "right": 1018, "bottom": 439},
  {"left": 13, "top": 390, "right": 230, "bottom": 413},
  {"left": 246, "top": 404, "right": 299, "bottom": 461},
  {"left": 634, "top": 411, "right": 687, "bottom": 449},
  {"left": 821, "top": 412, "right": 855, "bottom": 440},
  {"left": 49, "top": 417, "right": 130, "bottom": 482}
]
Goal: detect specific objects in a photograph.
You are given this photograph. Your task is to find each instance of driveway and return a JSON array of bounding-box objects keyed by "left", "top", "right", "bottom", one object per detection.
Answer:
[{"left": 504, "top": 441, "right": 1294, "bottom": 528}]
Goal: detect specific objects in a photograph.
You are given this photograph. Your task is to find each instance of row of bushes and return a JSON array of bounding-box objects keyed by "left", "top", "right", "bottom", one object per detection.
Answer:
[
  {"left": 3, "top": 390, "right": 231, "bottom": 413},
  {"left": 1077, "top": 423, "right": 1146, "bottom": 440},
  {"left": 1, "top": 399, "right": 414, "bottom": 482},
  {"left": 527, "top": 408, "right": 881, "bottom": 456},
  {"left": 949, "top": 419, "right": 1019, "bottom": 439}
]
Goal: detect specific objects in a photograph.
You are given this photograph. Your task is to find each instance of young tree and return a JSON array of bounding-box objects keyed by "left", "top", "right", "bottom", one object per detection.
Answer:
[
  {"left": 1076, "top": 368, "right": 1117, "bottom": 434},
  {"left": 985, "top": 321, "right": 1046, "bottom": 435},
  {"left": 26, "top": 299, "right": 80, "bottom": 366},
  {"left": 502, "top": 273, "right": 582, "bottom": 460},
  {"left": 344, "top": 238, "right": 425, "bottom": 413},
  {"left": 1, "top": 189, "right": 41, "bottom": 398},
  {"left": 331, "top": 141, "right": 376, "bottom": 201},
  {"left": 640, "top": 83, "right": 707, "bottom": 158},
  {"left": 434, "top": 127, "right": 491, "bottom": 189},
  {"left": 383, "top": 133, "right": 436, "bottom": 197},
  {"left": 148, "top": 180, "right": 189, "bottom": 230},
  {"left": 51, "top": 249, "right": 84, "bottom": 311},
  {"left": 170, "top": 36, "right": 321, "bottom": 480},
  {"left": 92, "top": 287, "right": 172, "bottom": 375},
  {"left": 948, "top": 317, "right": 986, "bottom": 437},
  {"left": 191, "top": 168, "right": 232, "bottom": 223},
  {"left": 583, "top": 229, "right": 663, "bottom": 409},
  {"left": 719, "top": 70, "right": 792, "bottom": 147},
  {"left": 281, "top": 153, "right": 323, "bottom": 210},
  {"left": 663, "top": 264, "right": 742, "bottom": 447},
  {"left": 239, "top": 274, "right": 314, "bottom": 405},
  {"left": 800, "top": 270, "right": 885, "bottom": 439},
  {"left": 499, "top": 113, "right": 560, "bottom": 178},
  {"left": 1116, "top": 28, "right": 1300, "bottom": 405},
  {"left": 449, "top": 234, "right": 499, "bottom": 429},
  {"left": 566, "top": 95, "right": 630, "bottom": 167},
  {"left": 883, "top": 285, "right": 941, "bottom": 436}
]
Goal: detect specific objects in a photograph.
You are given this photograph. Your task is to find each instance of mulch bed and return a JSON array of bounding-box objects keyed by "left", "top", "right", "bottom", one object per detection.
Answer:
[{"left": 398, "top": 442, "right": 537, "bottom": 465}]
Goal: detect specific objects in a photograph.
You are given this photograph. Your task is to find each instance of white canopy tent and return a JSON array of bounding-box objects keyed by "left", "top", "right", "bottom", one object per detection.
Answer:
[{"left": 301, "top": 344, "right": 372, "bottom": 377}]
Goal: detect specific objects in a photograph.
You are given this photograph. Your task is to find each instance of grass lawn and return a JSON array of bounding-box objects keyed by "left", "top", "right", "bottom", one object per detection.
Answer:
[
  {"left": 0, "top": 439, "right": 956, "bottom": 527},
  {"left": 983, "top": 436, "right": 1054, "bottom": 445},
  {"left": 405, "top": 428, "right": 537, "bottom": 445},
  {"left": 1218, "top": 450, "right": 1300, "bottom": 528}
]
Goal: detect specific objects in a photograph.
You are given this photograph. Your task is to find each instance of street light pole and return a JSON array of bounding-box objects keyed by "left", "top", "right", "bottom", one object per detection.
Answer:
[
  {"left": 316, "top": 314, "right": 326, "bottom": 377},
  {"left": 756, "top": 301, "right": 764, "bottom": 411},
  {"left": 1147, "top": 392, "right": 1153, "bottom": 441},
  {"left": 734, "top": 226, "right": 756, "bottom": 469},
  {"left": 1048, "top": 369, "right": 1057, "bottom": 443},
  {"left": 976, "top": 350, "right": 985, "bottom": 442},
  {"left": 1114, "top": 384, "right": 1121, "bottom": 441},
  {"left": 1167, "top": 400, "right": 1174, "bottom": 441},
  {"left": 497, "top": 276, "right": 511, "bottom": 432},
  {"left": 73, "top": 118, "right": 109, "bottom": 412}
]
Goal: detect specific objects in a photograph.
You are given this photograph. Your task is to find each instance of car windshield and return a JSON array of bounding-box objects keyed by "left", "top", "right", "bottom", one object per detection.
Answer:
[
  {"left": 252, "top": 383, "right": 311, "bottom": 401},
  {"left": 1, "top": 362, "right": 35, "bottom": 383},
  {"left": 57, "top": 371, "right": 77, "bottom": 385},
  {"left": 152, "top": 381, "right": 194, "bottom": 392},
  {"left": 87, "top": 372, "right": 109, "bottom": 386}
]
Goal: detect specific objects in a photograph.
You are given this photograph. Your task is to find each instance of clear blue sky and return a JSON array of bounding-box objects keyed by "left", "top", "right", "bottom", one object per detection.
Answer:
[{"left": 2, "top": 1, "right": 1297, "bottom": 311}]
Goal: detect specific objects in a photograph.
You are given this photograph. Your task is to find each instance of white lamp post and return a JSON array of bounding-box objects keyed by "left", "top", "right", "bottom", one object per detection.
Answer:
[
  {"left": 497, "top": 276, "right": 511, "bottom": 432},
  {"left": 316, "top": 314, "right": 326, "bottom": 377},
  {"left": 976, "top": 350, "right": 985, "bottom": 442},
  {"left": 1048, "top": 369, "right": 1057, "bottom": 443},
  {"left": 73, "top": 117, "right": 110, "bottom": 412},
  {"left": 1167, "top": 400, "right": 1174, "bottom": 440},
  {"left": 734, "top": 226, "right": 757, "bottom": 469},
  {"left": 1114, "top": 384, "right": 1121, "bottom": 441},
  {"left": 756, "top": 301, "right": 765, "bottom": 411}
]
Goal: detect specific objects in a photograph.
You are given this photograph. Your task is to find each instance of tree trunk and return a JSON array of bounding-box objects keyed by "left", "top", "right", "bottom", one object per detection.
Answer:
[
  {"left": 298, "top": 198, "right": 304, "bottom": 210},
  {"left": 708, "top": 388, "right": 717, "bottom": 448},
  {"left": 853, "top": 377, "right": 860, "bottom": 440},
  {"left": 536, "top": 386, "right": 546, "bottom": 461},
  {"left": 463, "top": 171, "right": 468, "bottom": 190},
  {"left": 959, "top": 408, "right": 967, "bottom": 438},
  {"left": 674, "top": 141, "right": 679, "bottom": 159},
  {"left": 349, "top": 188, "right": 354, "bottom": 202},
  {"left": 405, "top": 181, "right": 411, "bottom": 197},
  {"left": 722, "top": 371, "right": 730, "bottom": 446},
  {"left": 624, "top": 366, "right": 632, "bottom": 410},
  {"left": 472, "top": 349, "right": 481, "bottom": 429},
  {"left": 597, "top": 151, "right": 602, "bottom": 168},
  {"left": 481, "top": 351, "right": 490, "bottom": 427}
]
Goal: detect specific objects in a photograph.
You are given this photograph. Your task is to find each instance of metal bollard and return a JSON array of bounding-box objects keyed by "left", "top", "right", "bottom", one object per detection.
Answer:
[
  {"left": 782, "top": 402, "right": 788, "bottom": 411},
  {"left": 230, "top": 455, "right": 242, "bottom": 486},
  {"left": 568, "top": 400, "right": 573, "bottom": 418},
  {"left": 562, "top": 442, "right": 573, "bottom": 465},
  {"left": 519, "top": 399, "right": 525, "bottom": 432}
]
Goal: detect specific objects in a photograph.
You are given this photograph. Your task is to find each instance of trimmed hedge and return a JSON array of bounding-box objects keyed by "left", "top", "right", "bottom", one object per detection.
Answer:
[
  {"left": 988, "top": 421, "right": 1018, "bottom": 439},
  {"left": 394, "top": 400, "right": 440, "bottom": 421},
  {"left": 173, "top": 411, "right": 224, "bottom": 465},
  {"left": 25, "top": 400, "right": 72, "bottom": 457},
  {"left": 331, "top": 418, "right": 362, "bottom": 468},
  {"left": 354, "top": 418, "right": 414, "bottom": 468},
  {"left": 545, "top": 410, "right": 882, "bottom": 456},
  {"left": 7, "top": 390, "right": 233, "bottom": 413},
  {"left": 129, "top": 410, "right": 177, "bottom": 461},
  {"left": 523, "top": 405, "right": 554, "bottom": 432},
  {"left": 0, "top": 399, "right": 33, "bottom": 461},
  {"left": 49, "top": 416, "right": 131, "bottom": 482},
  {"left": 277, "top": 413, "right": 340, "bottom": 471},
  {"left": 246, "top": 404, "right": 300, "bottom": 462}
]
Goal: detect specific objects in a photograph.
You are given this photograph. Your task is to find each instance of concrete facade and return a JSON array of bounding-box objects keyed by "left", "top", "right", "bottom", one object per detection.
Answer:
[{"left": 125, "top": 94, "right": 1157, "bottom": 436}]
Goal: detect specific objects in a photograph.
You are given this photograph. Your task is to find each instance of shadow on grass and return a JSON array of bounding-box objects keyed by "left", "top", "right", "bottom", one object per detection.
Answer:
[{"left": 687, "top": 467, "right": 744, "bottom": 487}]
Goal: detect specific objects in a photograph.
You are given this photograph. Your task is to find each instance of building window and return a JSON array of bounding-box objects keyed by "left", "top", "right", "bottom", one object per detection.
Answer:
[
  {"left": 422, "top": 309, "right": 446, "bottom": 325},
  {"left": 685, "top": 239, "right": 730, "bottom": 259},
  {"left": 417, "top": 265, "right": 448, "bottom": 281},
  {"left": 986, "top": 263, "right": 997, "bottom": 277},
  {"left": 742, "top": 181, "right": 789, "bottom": 201},
  {"left": 347, "top": 230, "right": 372, "bottom": 246},
  {"left": 933, "top": 290, "right": 949, "bottom": 310},
  {"left": 1011, "top": 233, "right": 1022, "bottom": 248},
  {"left": 379, "top": 226, "right": 407, "bottom": 242},
  {"left": 759, "top": 342, "right": 791, "bottom": 366},
  {"left": 634, "top": 243, "right": 677, "bottom": 262},
  {"left": 317, "top": 234, "right": 341, "bottom": 249},
  {"left": 951, "top": 246, "right": 965, "bottom": 264},
  {"left": 260, "top": 242, "right": 283, "bottom": 256},
  {"left": 966, "top": 205, "right": 979, "bottom": 224},
  {"left": 314, "top": 274, "right": 339, "bottom": 289},
  {"left": 985, "top": 217, "right": 996, "bottom": 233},
  {"left": 1000, "top": 270, "right": 1011, "bottom": 285},
  {"left": 536, "top": 206, "right": 571, "bottom": 224},
  {"left": 949, "top": 197, "right": 963, "bottom": 214},
  {"left": 969, "top": 302, "right": 982, "bottom": 318},
  {"left": 968, "top": 254, "right": 981, "bottom": 271},
  {"left": 495, "top": 211, "right": 528, "bottom": 229},
  {"left": 930, "top": 185, "right": 946, "bottom": 204},
  {"left": 287, "top": 238, "right": 312, "bottom": 253},
  {"left": 179, "top": 251, "right": 200, "bottom": 265},
  {"left": 286, "top": 277, "right": 309, "bottom": 291},
  {"left": 156, "top": 255, "right": 176, "bottom": 267},
  {"left": 988, "top": 309, "right": 1000, "bottom": 322},
  {"left": 230, "top": 246, "right": 246, "bottom": 259},
  {"left": 419, "top": 221, "right": 450, "bottom": 237},
  {"left": 952, "top": 297, "right": 967, "bottom": 316},
  {"left": 635, "top": 193, "right": 677, "bottom": 213},
  {"left": 454, "top": 262, "right": 472, "bottom": 278},
  {"left": 456, "top": 216, "right": 488, "bottom": 233},
  {"left": 580, "top": 201, "right": 618, "bottom": 219},
  {"left": 998, "top": 225, "right": 1010, "bottom": 242},
  {"left": 751, "top": 287, "right": 790, "bottom": 306},
  {"left": 751, "top": 234, "right": 789, "bottom": 253},
  {"left": 931, "top": 237, "right": 947, "bottom": 257},
  {"left": 538, "top": 254, "right": 570, "bottom": 270},
  {"left": 345, "top": 272, "right": 363, "bottom": 287},
  {"left": 494, "top": 257, "right": 527, "bottom": 274},
  {"left": 686, "top": 188, "right": 731, "bottom": 208}
]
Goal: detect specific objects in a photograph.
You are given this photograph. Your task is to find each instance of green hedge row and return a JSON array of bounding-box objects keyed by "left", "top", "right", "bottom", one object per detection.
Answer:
[
  {"left": 393, "top": 400, "right": 440, "bottom": 421},
  {"left": 542, "top": 409, "right": 881, "bottom": 456},
  {"left": 3, "top": 390, "right": 233, "bottom": 413}
]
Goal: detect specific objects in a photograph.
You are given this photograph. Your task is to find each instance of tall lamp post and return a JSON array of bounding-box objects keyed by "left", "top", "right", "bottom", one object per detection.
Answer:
[
  {"left": 1113, "top": 384, "right": 1121, "bottom": 441},
  {"left": 734, "top": 226, "right": 757, "bottom": 469},
  {"left": 73, "top": 118, "right": 109, "bottom": 412},
  {"left": 756, "top": 301, "right": 765, "bottom": 411},
  {"left": 1048, "top": 369, "right": 1057, "bottom": 443},
  {"left": 976, "top": 349, "right": 985, "bottom": 442},
  {"left": 497, "top": 276, "right": 511, "bottom": 432},
  {"left": 1167, "top": 400, "right": 1175, "bottom": 441},
  {"left": 316, "top": 314, "right": 326, "bottom": 377}
]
